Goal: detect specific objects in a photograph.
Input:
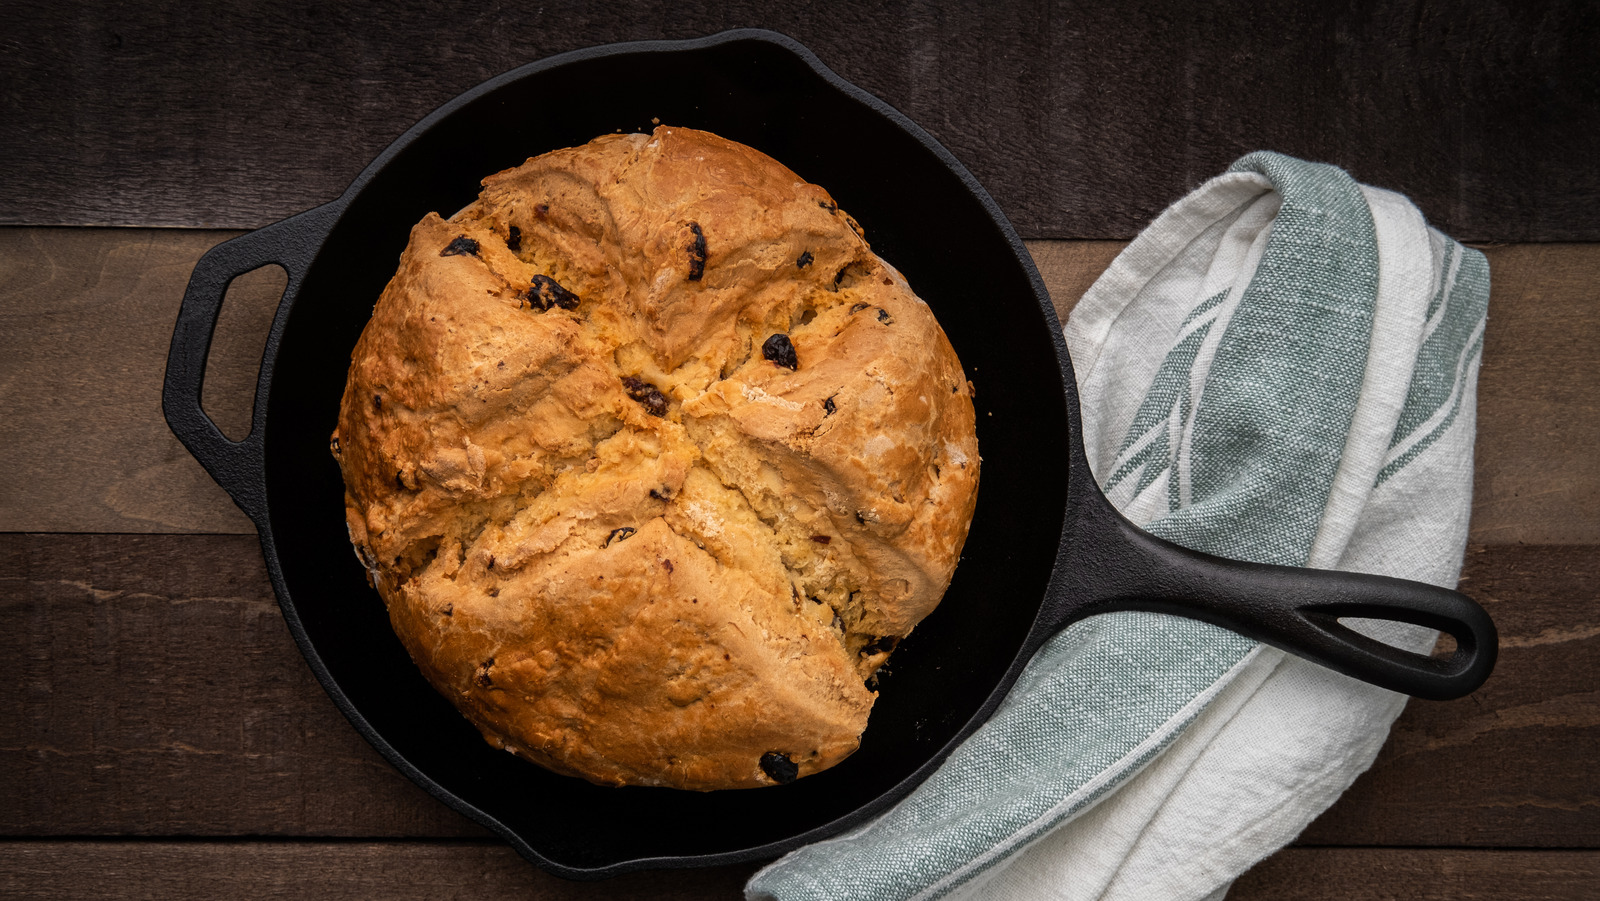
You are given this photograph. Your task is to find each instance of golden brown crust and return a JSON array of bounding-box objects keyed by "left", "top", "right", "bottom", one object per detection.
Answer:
[{"left": 333, "top": 126, "right": 979, "bottom": 790}]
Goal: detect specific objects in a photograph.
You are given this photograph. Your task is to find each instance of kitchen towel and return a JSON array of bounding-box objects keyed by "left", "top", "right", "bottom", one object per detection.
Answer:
[{"left": 746, "top": 151, "right": 1489, "bottom": 901}]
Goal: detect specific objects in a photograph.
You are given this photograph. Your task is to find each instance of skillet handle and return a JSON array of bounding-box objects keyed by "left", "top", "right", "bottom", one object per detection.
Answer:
[
  {"left": 1054, "top": 490, "right": 1498, "bottom": 701},
  {"left": 162, "top": 204, "right": 341, "bottom": 525}
]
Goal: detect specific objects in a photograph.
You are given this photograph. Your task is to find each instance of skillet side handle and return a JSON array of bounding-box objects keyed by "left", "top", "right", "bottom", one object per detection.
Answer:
[
  {"left": 1057, "top": 496, "right": 1498, "bottom": 701},
  {"left": 162, "top": 204, "right": 341, "bottom": 525}
]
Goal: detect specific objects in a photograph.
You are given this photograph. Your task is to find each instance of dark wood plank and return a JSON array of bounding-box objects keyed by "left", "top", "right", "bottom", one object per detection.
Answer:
[
  {"left": 5, "top": 228, "right": 1597, "bottom": 541},
  {"left": 0, "top": 841, "right": 758, "bottom": 901},
  {"left": 0, "top": 534, "right": 482, "bottom": 838},
  {"left": 0, "top": 843, "right": 1593, "bottom": 900},
  {"left": 4, "top": 2, "right": 1598, "bottom": 240},
  {"left": 1230, "top": 848, "right": 1599, "bottom": 901},
  {"left": 1470, "top": 244, "right": 1600, "bottom": 545},
  {"left": 0, "top": 229, "right": 259, "bottom": 534},
  {"left": 1299, "top": 544, "right": 1600, "bottom": 847},
  {"left": 1030, "top": 239, "right": 1127, "bottom": 324},
  {"left": 1, "top": 536, "right": 1593, "bottom": 844}
]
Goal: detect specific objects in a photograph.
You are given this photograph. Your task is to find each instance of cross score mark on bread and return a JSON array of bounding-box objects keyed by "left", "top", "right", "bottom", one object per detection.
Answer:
[{"left": 332, "top": 127, "right": 979, "bottom": 790}]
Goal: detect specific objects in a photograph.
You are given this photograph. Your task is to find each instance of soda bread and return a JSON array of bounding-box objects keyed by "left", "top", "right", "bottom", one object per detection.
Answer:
[{"left": 333, "top": 126, "right": 978, "bottom": 789}]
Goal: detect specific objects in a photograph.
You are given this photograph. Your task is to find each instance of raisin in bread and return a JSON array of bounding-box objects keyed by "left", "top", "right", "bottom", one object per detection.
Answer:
[{"left": 333, "top": 126, "right": 979, "bottom": 790}]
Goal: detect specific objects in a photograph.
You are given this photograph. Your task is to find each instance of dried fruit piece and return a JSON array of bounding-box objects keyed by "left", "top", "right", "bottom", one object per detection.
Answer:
[
  {"left": 441, "top": 236, "right": 479, "bottom": 257},
  {"left": 622, "top": 376, "right": 669, "bottom": 416},
  {"left": 762, "top": 333, "right": 798, "bottom": 370},
  {"left": 796, "top": 250, "right": 814, "bottom": 269},
  {"left": 521, "top": 274, "right": 580, "bottom": 311},
  {"left": 605, "top": 527, "right": 636, "bottom": 547},
  {"left": 760, "top": 751, "right": 799, "bottom": 784},
  {"left": 506, "top": 225, "right": 522, "bottom": 251},
  {"left": 686, "top": 222, "right": 707, "bottom": 281}
]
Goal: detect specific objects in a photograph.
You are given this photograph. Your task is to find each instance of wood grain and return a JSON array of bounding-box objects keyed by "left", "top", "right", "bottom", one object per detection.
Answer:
[
  {"left": 0, "top": 841, "right": 758, "bottom": 901},
  {"left": 1230, "top": 848, "right": 1599, "bottom": 901},
  {"left": 1027, "top": 239, "right": 1127, "bottom": 324},
  {"left": 1469, "top": 245, "right": 1600, "bottom": 545},
  {"left": 3, "top": 2, "right": 1598, "bottom": 241},
  {"left": 0, "top": 229, "right": 261, "bottom": 534},
  {"left": 1, "top": 534, "right": 1593, "bottom": 844},
  {"left": 0, "top": 533, "right": 480, "bottom": 838},
  {"left": 3, "top": 228, "right": 1596, "bottom": 541}
]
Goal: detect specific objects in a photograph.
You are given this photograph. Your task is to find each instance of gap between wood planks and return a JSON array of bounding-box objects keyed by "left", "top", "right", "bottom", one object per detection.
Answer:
[{"left": 0, "top": 229, "right": 1595, "bottom": 543}]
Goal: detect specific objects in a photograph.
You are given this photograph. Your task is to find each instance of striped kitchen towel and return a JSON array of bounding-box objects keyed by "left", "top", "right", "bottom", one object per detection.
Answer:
[{"left": 746, "top": 152, "right": 1489, "bottom": 901}]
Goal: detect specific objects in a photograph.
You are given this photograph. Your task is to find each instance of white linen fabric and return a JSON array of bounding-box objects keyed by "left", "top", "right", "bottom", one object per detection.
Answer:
[{"left": 746, "top": 152, "right": 1489, "bottom": 901}]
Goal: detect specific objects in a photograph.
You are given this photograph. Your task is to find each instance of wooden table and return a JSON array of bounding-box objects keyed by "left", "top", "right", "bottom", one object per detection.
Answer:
[{"left": 3, "top": 4, "right": 1596, "bottom": 898}]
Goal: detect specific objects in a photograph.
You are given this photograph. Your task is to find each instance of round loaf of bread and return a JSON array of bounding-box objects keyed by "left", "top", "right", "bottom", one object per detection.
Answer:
[{"left": 333, "top": 126, "right": 979, "bottom": 790}]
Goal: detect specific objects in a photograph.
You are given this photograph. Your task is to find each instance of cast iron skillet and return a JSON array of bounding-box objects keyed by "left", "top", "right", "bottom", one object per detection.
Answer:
[{"left": 163, "top": 29, "right": 1496, "bottom": 879}]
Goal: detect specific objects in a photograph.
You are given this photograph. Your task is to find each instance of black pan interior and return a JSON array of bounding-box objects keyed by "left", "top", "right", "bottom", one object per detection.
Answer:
[{"left": 260, "top": 34, "right": 1070, "bottom": 872}]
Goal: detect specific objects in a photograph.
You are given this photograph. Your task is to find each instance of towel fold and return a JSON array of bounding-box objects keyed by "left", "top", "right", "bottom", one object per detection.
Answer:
[{"left": 746, "top": 152, "right": 1488, "bottom": 901}]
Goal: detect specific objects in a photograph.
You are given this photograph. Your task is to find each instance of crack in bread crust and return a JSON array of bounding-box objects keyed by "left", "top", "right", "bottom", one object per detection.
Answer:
[{"left": 334, "top": 126, "right": 979, "bottom": 790}]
